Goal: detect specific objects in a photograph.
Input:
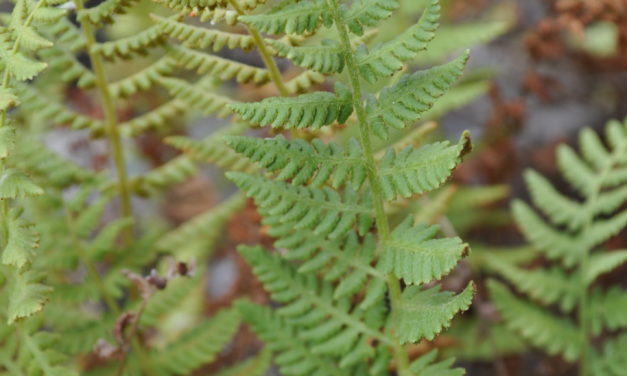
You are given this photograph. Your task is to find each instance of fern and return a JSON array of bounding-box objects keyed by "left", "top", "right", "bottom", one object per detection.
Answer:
[
  {"left": 223, "top": 0, "right": 474, "bottom": 374},
  {"left": 229, "top": 82, "right": 353, "bottom": 129},
  {"left": 488, "top": 119, "right": 627, "bottom": 375}
]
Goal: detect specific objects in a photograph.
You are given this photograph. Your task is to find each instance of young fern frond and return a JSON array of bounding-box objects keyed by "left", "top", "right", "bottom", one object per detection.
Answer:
[
  {"left": 488, "top": 119, "right": 627, "bottom": 375},
  {"left": 157, "top": 15, "right": 255, "bottom": 51}
]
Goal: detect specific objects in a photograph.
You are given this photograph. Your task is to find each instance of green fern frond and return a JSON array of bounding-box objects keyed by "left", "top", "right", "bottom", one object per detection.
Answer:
[
  {"left": 16, "top": 84, "right": 104, "bottom": 130},
  {"left": 2, "top": 329, "right": 79, "bottom": 375},
  {"left": 238, "top": 246, "right": 390, "bottom": 354},
  {"left": 395, "top": 282, "right": 474, "bottom": 343},
  {"left": 285, "top": 70, "right": 326, "bottom": 94},
  {"left": 168, "top": 45, "right": 270, "bottom": 84},
  {"left": 1, "top": 211, "right": 39, "bottom": 269},
  {"left": 158, "top": 76, "right": 233, "bottom": 116},
  {"left": 589, "top": 287, "right": 627, "bottom": 335},
  {"left": 196, "top": 8, "right": 239, "bottom": 25},
  {"left": 8, "top": 270, "right": 51, "bottom": 324},
  {"left": 483, "top": 256, "right": 579, "bottom": 312},
  {"left": 584, "top": 250, "right": 627, "bottom": 285},
  {"left": 214, "top": 349, "right": 271, "bottom": 376},
  {"left": 377, "top": 131, "right": 470, "bottom": 199},
  {"left": 592, "top": 333, "right": 627, "bottom": 376},
  {"left": 229, "top": 83, "right": 353, "bottom": 130},
  {"left": 165, "top": 122, "right": 257, "bottom": 173},
  {"left": 118, "top": 99, "right": 187, "bottom": 137},
  {"left": 512, "top": 200, "right": 582, "bottom": 267},
  {"left": 38, "top": 46, "right": 96, "bottom": 88},
  {"left": 153, "top": 308, "right": 241, "bottom": 376},
  {"left": 356, "top": 0, "right": 439, "bottom": 83},
  {"left": 109, "top": 56, "right": 175, "bottom": 97},
  {"left": 157, "top": 16, "right": 254, "bottom": 51},
  {"left": 41, "top": 18, "right": 86, "bottom": 51},
  {"left": 367, "top": 52, "right": 468, "bottom": 139},
  {"left": 236, "top": 301, "right": 351, "bottom": 376},
  {"left": 268, "top": 39, "right": 345, "bottom": 73},
  {"left": 10, "top": 139, "right": 94, "bottom": 188},
  {"left": 157, "top": 193, "right": 246, "bottom": 256},
  {"left": 343, "top": 0, "right": 399, "bottom": 36},
  {"left": 130, "top": 156, "right": 197, "bottom": 194},
  {"left": 90, "top": 23, "right": 166, "bottom": 60},
  {"left": 409, "top": 350, "right": 464, "bottom": 376},
  {"left": 378, "top": 216, "right": 467, "bottom": 285},
  {"left": 141, "top": 277, "right": 199, "bottom": 327},
  {"left": 488, "top": 280, "right": 580, "bottom": 361},
  {"left": 226, "top": 135, "right": 366, "bottom": 189},
  {"left": 0, "top": 168, "right": 44, "bottom": 199},
  {"left": 76, "top": 0, "right": 142, "bottom": 27},
  {"left": 227, "top": 172, "right": 374, "bottom": 239},
  {"left": 239, "top": 0, "right": 332, "bottom": 35}
]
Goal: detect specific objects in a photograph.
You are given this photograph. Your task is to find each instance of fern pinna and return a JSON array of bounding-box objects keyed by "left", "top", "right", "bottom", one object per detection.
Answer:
[
  {"left": 487, "top": 119, "right": 627, "bottom": 376},
  {"left": 224, "top": 0, "right": 475, "bottom": 374}
]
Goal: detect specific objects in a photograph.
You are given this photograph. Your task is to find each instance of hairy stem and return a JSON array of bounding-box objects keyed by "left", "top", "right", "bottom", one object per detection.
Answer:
[
  {"left": 74, "top": 1, "right": 133, "bottom": 243},
  {"left": 226, "top": 0, "right": 289, "bottom": 97},
  {"left": 327, "top": 0, "right": 411, "bottom": 374},
  {"left": 115, "top": 297, "right": 152, "bottom": 376}
]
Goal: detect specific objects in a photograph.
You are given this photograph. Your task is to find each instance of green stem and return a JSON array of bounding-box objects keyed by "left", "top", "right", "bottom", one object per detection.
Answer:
[
  {"left": 226, "top": 0, "right": 289, "bottom": 97},
  {"left": 327, "top": 1, "right": 410, "bottom": 374},
  {"left": 74, "top": 0, "right": 133, "bottom": 243}
]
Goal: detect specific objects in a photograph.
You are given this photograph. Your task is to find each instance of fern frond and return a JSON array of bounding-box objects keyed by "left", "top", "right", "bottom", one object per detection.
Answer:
[
  {"left": 6, "top": 329, "right": 79, "bottom": 375},
  {"left": 592, "top": 333, "right": 627, "bottom": 376},
  {"left": 0, "top": 169, "right": 44, "bottom": 199},
  {"left": 118, "top": 99, "right": 187, "bottom": 137},
  {"left": 227, "top": 172, "right": 374, "bottom": 239},
  {"left": 38, "top": 46, "right": 95, "bottom": 88},
  {"left": 377, "top": 131, "right": 470, "bottom": 199},
  {"left": 197, "top": 8, "right": 239, "bottom": 25},
  {"left": 367, "top": 52, "right": 468, "bottom": 139},
  {"left": 395, "top": 283, "right": 474, "bottom": 343},
  {"left": 589, "top": 287, "right": 627, "bottom": 335},
  {"left": 239, "top": 246, "right": 390, "bottom": 355},
  {"left": 229, "top": 83, "right": 353, "bottom": 130},
  {"left": 356, "top": 0, "right": 439, "bottom": 83},
  {"left": 165, "top": 122, "right": 257, "bottom": 173},
  {"left": 90, "top": 24, "right": 166, "bottom": 60},
  {"left": 77, "top": 0, "right": 142, "bottom": 27},
  {"left": 268, "top": 39, "right": 344, "bottom": 73},
  {"left": 157, "top": 194, "right": 246, "bottom": 256},
  {"left": 214, "top": 349, "right": 272, "bottom": 376},
  {"left": 274, "top": 229, "right": 385, "bottom": 307},
  {"left": 157, "top": 16, "right": 254, "bottom": 51},
  {"left": 488, "top": 280, "right": 580, "bottom": 361},
  {"left": 378, "top": 217, "right": 467, "bottom": 285},
  {"left": 343, "top": 0, "right": 399, "bottom": 35},
  {"left": 236, "top": 301, "right": 351, "bottom": 376},
  {"left": 285, "top": 70, "right": 326, "bottom": 94},
  {"left": 10, "top": 139, "right": 94, "bottom": 188},
  {"left": 153, "top": 308, "right": 241, "bottom": 375},
  {"left": 584, "top": 250, "right": 627, "bottom": 285},
  {"left": 226, "top": 135, "right": 366, "bottom": 189},
  {"left": 409, "top": 350, "right": 464, "bottom": 376},
  {"left": 1, "top": 212, "right": 39, "bottom": 269},
  {"left": 239, "top": 0, "right": 332, "bottom": 35},
  {"left": 8, "top": 270, "right": 51, "bottom": 324},
  {"left": 129, "top": 156, "right": 197, "bottom": 195},
  {"left": 109, "top": 56, "right": 175, "bottom": 97},
  {"left": 168, "top": 46, "right": 270, "bottom": 84},
  {"left": 483, "top": 256, "right": 579, "bottom": 312},
  {"left": 512, "top": 200, "right": 582, "bottom": 267},
  {"left": 16, "top": 84, "right": 104, "bottom": 130},
  {"left": 158, "top": 76, "right": 233, "bottom": 116}
]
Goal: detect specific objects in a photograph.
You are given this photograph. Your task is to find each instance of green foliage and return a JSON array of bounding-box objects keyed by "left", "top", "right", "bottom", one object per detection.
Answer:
[{"left": 488, "top": 119, "right": 627, "bottom": 373}]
